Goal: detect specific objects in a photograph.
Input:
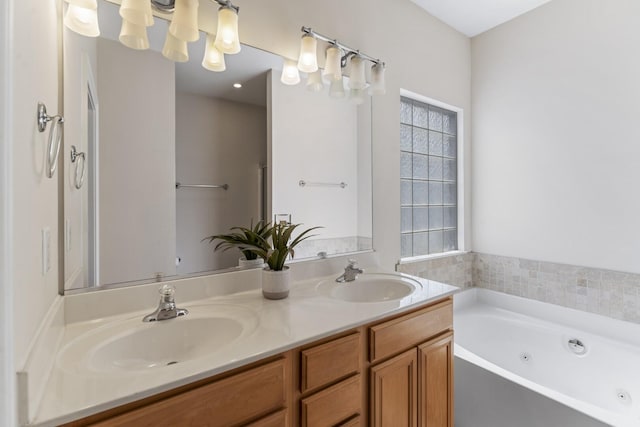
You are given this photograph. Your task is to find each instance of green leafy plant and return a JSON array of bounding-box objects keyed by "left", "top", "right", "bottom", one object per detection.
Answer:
[
  {"left": 247, "top": 222, "right": 322, "bottom": 271},
  {"left": 203, "top": 220, "right": 273, "bottom": 261}
]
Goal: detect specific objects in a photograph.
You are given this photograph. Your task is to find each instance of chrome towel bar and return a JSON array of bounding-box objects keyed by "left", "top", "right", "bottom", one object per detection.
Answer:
[
  {"left": 175, "top": 182, "right": 229, "bottom": 190},
  {"left": 299, "top": 180, "right": 347, "bottom": 189}
]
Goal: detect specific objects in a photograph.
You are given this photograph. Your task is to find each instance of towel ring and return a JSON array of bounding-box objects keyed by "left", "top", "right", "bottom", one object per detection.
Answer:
[
  {"left": 70, "top": 145, "right": 86, "bottom": 189},
  {"left": 37, "top": 102, "right": 65, "bottom": 178}
]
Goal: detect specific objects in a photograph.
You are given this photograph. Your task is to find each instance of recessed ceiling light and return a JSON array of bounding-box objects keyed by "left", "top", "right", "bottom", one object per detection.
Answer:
[{"left": 233, "top": 83, "right": 242, "bottom": 88}]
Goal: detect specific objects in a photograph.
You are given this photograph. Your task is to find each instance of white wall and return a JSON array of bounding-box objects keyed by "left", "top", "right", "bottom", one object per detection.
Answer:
[
  {"left": 472, "top": 0, "right": 640, "bottom": 273},
  {"left": 176, "top": 92, "right": 266, "bottom": 273},
  {"left": 0, "top": 0, "right": 14, "bottom": 424},
  {"left": 270, "top": 71, "right": 360, "bottom": 240},
  {"left": 97, "top": 38, "right": 176, "bottom": 284},
  {"left": 11, "top": 0, "right": 60, "bottom": 369},
  {"left": 1, "top": 0, "right": 61, "bottom": 424}
]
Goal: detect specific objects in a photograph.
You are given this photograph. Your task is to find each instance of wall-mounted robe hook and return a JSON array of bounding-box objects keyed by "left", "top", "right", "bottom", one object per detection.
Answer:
[
  {"left": 37, "top": 102, "right": 64, "bottom": 178},
  {"left": 70, "top": 145, "right": 86, "bottom": 189}
]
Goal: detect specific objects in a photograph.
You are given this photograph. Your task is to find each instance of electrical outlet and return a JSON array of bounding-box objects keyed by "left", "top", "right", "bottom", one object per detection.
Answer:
[
  {"left": 42, "top": 227, "right": 51, "bottom": 275},
  {"left": 65, "top": 219, "right": 71, "bottom": 253}
]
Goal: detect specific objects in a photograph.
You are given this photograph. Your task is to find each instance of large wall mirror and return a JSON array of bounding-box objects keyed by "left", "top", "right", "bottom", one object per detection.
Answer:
[{"left": 62, "top": 0, "right": 373, "bottom": 293}]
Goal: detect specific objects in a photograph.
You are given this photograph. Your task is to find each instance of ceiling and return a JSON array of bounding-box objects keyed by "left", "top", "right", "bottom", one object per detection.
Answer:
[{"left": 410, "top": 0, "right": 553, "bottom": 37}]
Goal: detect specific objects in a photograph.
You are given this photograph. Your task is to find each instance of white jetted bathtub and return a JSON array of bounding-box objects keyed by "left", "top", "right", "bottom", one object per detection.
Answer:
[{"left": 454, "top": 288, "right": 640, "bottom": 427}]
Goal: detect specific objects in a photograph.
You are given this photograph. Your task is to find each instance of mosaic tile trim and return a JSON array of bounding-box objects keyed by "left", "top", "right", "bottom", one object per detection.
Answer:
[
  {"left": 397, "top": 252, "right": 474, "bottom": 289},
  {"left": 473, "top": 253, "right": 640, "bottom": 324}
]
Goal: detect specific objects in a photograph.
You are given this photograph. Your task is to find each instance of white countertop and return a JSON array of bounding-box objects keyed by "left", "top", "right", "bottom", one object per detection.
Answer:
[{"left": 31, "top": 270, "right": 457, "bottom": 426}]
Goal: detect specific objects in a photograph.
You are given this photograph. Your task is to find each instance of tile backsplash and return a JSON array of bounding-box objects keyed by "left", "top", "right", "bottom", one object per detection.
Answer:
[
  {"left": 397, "top": 252, "right": 474, "bottom": 289},
  {"left": 397, "top": 252, "right": 640, "bottom": 323},
  {"left": 474, "top": 253, "right": 640, "bottom": 323}
]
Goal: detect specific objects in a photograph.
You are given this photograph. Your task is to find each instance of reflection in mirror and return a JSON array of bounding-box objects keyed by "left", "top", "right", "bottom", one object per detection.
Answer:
[{"left": 62, "top": 0, "right": 372, "bottom": 293}]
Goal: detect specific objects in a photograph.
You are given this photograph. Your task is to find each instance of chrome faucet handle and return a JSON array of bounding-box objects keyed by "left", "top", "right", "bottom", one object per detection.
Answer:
[
  {"left": 336, "top": 259, "right": 364, "bottom": 283},
  {"left": 159, "top": 284, "right": 176, "bottom": 302},
  {"left": 143, "top": 285, "right": 188, "bottom": 322}
]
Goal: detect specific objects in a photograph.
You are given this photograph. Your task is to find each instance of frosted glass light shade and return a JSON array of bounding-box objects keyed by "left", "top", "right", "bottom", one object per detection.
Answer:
[
  {"left": 214, "top": 6, "right": 241, "bottom": 54},
  {"left": 329, "top": 78, "right": 345, "bottom": 98},
  {"left": 297, "top": 35, "right": 318, "bottom": 73},
  {"left": 169, "top": 0, "right": 200, "bottom": 42},
  {"left": 350, "top": 88, "right": 365, "bottom": 105},
  {"left": 119, "top": 19, "right": 149, "bottom": 50},
  {"left": 348, "top": 56, "right": 367, "bottom": 90},
  {"left": 370, "top": 62, "right": 386, "bottom": 95},
  {"left": 119, "top": 0, "right": 154, "bottom": 27},
  {"left": 323, "top": 45, "right": 342, "bottom": 81},
  {"left": 306, "top": 70, "right": 323, "bottom": 92},
  {"left": 162, "top": 32, "right": 189, "bottom": 62},
  {"left": 64, "top": 3, "right": 100, "bottom": 37},
  {"left": 280, "top": 59, "right": 300, "bottom": 85},
  {"left": 202, "top": 34, "right": 226, "bottom": 72}
]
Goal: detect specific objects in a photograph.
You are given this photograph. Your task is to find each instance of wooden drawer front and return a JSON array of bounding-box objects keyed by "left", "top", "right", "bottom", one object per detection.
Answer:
[
  {"left": 300, "top": 375, "right": 361, "bottom": 427},
  {"left": 369, "top": 299, "right": 452, "bottom": 363},
  {"left": 301, "top": 332, "right": 361, "bottom": 393},
  {"left": 339, "top": 415, "right": 362, "bottom": 427},
  {"left": 339, "top": 415, "right": 361, "bottom": 426},
  {"left": 93, "top": 358, "right": 287, "bottom": 427},
  {"left": 245, "top": 409, "right": 288, "bottom": 427}
]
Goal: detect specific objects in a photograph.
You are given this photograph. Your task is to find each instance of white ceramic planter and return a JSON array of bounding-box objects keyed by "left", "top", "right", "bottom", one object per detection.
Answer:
[
  {"left": 261, "top": 266, "right": 291, "bottom": 300},
  {"left": 238, "top": 257, "right": 265, "bottom": 269}
]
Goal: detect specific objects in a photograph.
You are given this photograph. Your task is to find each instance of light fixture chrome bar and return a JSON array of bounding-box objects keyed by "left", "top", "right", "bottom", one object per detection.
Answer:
[
  {"left": 212, "top": 0, "right": 239, "bottom": 13},
  {"left": 299, "top": 180, "right": 347, "bottom": 189},
  {"left": 176, "top": 182, "right": 229, "bottom": 190},
  {"left": 301, "top": 26, "right": 383, "bottom": 66},
  {"left": 151, "top": 0, "right": 239, "bottom": 14}
]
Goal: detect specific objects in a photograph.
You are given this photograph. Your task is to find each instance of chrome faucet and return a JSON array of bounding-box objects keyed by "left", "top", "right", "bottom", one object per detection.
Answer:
[
  {"left": 142, "top": 285, "right": 188, "bottom": 322},
  {"left": 336, "top": 260, "right": 364, "bottom": 283}
]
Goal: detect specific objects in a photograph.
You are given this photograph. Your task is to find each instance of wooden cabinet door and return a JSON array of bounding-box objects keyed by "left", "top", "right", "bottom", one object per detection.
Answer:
[
  {"left": 370, "top": 348, "right": 418, "bottom": 427},
  {"left": 418, "top": 332, "right": 453, "bottom": 427}
]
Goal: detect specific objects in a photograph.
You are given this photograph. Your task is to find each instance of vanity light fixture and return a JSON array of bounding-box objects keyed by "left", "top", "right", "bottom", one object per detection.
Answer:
[
  {"left": 63, "top": 0, "right": 100, "bottom": 37},
  {"left": 323, "top": 45, "right": 342, "bottom": 82},
  {"left": 119, "top": 19, "right": 150, "bottom": 50},
  {"left": 202, "top": 33, "right": 226, "bottom": 71},
  {"left": 348, "top": 55, "right": 366, "bottom": 90},
  {"left": 370, "top": 62, "right": 386, "bottom": 95},
  {"left": 297, "top": 34, "right": 318, "bottom": 73},
  {"left": 169, "top": 0, "right": 200, "bottom": 42},
  {"left": 214, "top": 2, "right": 241, "bottom": 54},
  {"left": 119, "top": 0, "right": 154, "bottom": 26},
  {"left": 306, "top": 70, "right": 324, "bottom": 92},
  {"left": 288, "top": 27, "right": 386, "bottom": 101},
  {"left": 281, "top": 59, "right": 301, "bottom": 85},
  {"left": 67, "top": 0, "right": 242, "bottom": 73},
  {"left": 329, "top": 78, "right": 345, "bottom": 99},
  {"left": 162, "top": 31, "right": 189, "bottom": 62}
]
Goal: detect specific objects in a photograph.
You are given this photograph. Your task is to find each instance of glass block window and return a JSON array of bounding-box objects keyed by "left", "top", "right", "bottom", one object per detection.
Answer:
[{"left": 401, "top": 96, "right": 458, "bottom": 258}]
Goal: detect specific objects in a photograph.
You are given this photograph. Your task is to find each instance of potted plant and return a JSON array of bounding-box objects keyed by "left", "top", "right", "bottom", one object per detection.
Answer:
[
  {"left": 247, "top": 222, "right": 321, "bottom": 300},
  {"left": 203, "top": 220, "right": 272, "bottom": 268}
]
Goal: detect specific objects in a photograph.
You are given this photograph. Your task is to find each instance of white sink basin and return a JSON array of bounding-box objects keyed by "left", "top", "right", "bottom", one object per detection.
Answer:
[
  {"left": 57, "top": 304, "right": 258, "bottom": 375},
  {"left": 316, "top": 273, "right": 421, "bottom": 303}
]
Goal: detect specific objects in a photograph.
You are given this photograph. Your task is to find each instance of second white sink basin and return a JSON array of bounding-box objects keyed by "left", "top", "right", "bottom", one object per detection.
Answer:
[
  {"left": 316, "top": 273, "right": 421, "bottom": 303},
  {"left": 57, "top": 304, "right": 258, "bottom": 375}
]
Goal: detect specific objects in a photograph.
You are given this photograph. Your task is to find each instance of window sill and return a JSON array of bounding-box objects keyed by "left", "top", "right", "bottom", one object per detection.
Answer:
[{"left": 398, "top": 250, "right": 470, "bottom": 265}]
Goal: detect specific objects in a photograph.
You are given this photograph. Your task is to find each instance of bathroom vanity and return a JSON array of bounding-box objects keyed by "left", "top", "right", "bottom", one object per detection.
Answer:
[
  {"left": 62, "top": 296, "right": 453, "bottom": 427},
  {"left": 26, "top": 266, "right": 457, "bottom": 426}
]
